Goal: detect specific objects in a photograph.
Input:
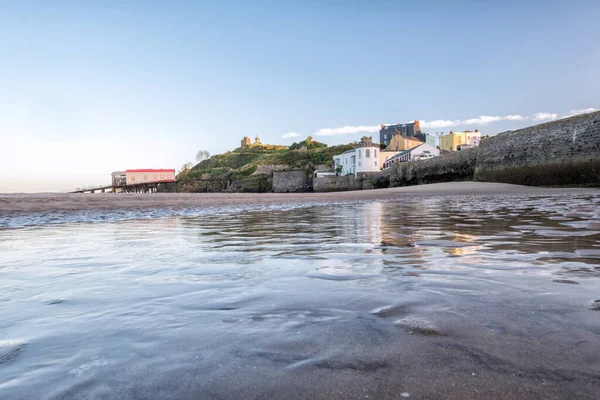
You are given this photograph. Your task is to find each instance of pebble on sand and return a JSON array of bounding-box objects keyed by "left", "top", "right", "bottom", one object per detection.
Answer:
[{"left": 394, "top": 317, "right": 441, "bottom": 335}]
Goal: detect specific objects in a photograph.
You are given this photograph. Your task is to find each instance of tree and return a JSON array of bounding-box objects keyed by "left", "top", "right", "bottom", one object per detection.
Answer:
[
  {"left": 196, "top": 150, "right": 211, "bottom": 162},
  {"left": 178, "top": 162, "right": 193, "bottom": 174}
]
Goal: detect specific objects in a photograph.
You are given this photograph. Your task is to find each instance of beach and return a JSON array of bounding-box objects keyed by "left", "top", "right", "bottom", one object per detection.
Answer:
[
  {"left": 1, "top": 182, "right": 597, "bottom": 214},
  {"left": 1, "top": 182, "right": 599, "bottom": 399}
]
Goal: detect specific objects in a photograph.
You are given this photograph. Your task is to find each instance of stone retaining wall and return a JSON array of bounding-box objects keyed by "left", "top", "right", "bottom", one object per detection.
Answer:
[
  {"left": 273, "top": 171, "right": 312, "bottom": 193},
  {"left": 473, "top": 111, "right": 600, "bottom": 186},
  {"left": 313, "top": 175, "right": 362, "bottom": 192}
]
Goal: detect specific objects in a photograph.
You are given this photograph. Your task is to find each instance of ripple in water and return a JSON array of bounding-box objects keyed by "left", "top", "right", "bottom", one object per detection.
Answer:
[
  {"left": 0, "top": 340, "right": 26, "bottom": 364},
  {"left": 1, "top": 192, "right": 600, "bottom": 399}
]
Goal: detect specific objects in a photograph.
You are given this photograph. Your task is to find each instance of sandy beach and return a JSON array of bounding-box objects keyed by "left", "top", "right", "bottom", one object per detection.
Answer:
[
  {"left": 2, "top": 181, "right": 600, "bottom": 399},
  {"left": 1, "top": 182, "right": 597, "bottom": 214}
]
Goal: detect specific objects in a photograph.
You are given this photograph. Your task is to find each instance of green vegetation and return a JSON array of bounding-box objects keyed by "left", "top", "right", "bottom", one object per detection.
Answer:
[
  {"left": 289, "top": 136, "right": 327, "bottom": 151},
  {"left": 177, "top": 137, "right": 355, "bottom": 192}
]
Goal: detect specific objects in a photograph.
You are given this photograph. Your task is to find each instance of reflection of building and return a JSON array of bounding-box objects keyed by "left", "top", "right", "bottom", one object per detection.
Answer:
[
  {"left": 440, "top": 130, "right": 481, "bottom": 151},
  {"left": 337, "top": 202, "right": 383, "bottom": 246},
  {"left": 380, "top": 121, "right": 422, "bottom": 147}
]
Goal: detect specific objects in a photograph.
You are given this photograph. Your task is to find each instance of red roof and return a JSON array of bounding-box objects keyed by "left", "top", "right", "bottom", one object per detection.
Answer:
[{"left": 126, "top": 169, "right": 176, "bottom": 173}]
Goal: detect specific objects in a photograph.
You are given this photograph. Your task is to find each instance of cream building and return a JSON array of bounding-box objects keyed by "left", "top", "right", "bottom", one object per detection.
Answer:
[{"left": 440, "top": 130, "right": 482, "bottom": 151}]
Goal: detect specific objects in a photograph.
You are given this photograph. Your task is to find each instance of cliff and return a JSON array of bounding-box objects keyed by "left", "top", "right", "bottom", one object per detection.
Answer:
[{"left": 177, "top": 141, "right": 354, "bottom": 193}]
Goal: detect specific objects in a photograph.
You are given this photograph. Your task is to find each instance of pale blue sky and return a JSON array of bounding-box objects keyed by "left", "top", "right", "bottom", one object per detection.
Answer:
[{"left": 0, "top": 0, "right": 598, "bottom": 192}]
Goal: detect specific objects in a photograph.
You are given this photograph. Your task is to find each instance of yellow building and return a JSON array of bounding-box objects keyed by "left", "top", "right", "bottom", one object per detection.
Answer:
[
  {"left": 387, "top": 133, "right": 423, "bottom": 151},
  {"left": 440, "top": 130, "right": 481, "bottom": 151}
]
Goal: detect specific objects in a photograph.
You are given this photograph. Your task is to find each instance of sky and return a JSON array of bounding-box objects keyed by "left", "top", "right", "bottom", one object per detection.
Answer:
[{"left": 0, "top": 0, "right": 599, "bottom": 192}]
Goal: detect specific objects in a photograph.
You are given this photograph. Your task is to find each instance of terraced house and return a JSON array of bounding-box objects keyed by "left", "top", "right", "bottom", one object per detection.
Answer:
[{"left": 440, "top": 130, "right": 482, "bottom": 151}]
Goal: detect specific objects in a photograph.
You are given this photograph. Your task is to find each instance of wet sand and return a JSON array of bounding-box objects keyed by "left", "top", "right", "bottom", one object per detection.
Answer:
[
  {"left": 2, "top": 183, "right": 600, "bottom": 399},
  {"left": 1, "top": 182, "right": 597, "bottom": 213}
]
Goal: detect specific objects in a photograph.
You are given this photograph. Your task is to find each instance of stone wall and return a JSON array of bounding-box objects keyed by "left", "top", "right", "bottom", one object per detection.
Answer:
[
  {"left": 377, "top": 148, "right": 478, "bottom": 187},
  {"left": 313, "top": 175, "right": 362, "bottom": 192},
  {"left": 272, "top": 171, "right": 312, "bottom": 193},
  {"left": 473, "top": 111, "right": 600, "bottom": 186},
  {"left": 253, "top": 165, "right": 289, "bottom": 175}
]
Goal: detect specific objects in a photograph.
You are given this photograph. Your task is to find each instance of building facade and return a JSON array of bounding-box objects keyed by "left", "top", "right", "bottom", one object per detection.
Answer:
[
  {"left": 379, "top": 150, "right": 404, "bottom": 166},
  {"left": 333, "top": 146, "right": 381, "bottom": 177},
  {"left": 241, "top": 136, "right": 252, "bottom": 147},
  {"left": 125, "top": 169, "right": 176, "bottom": 185},
  {"left": 414, "top": 132, "right": 439, "bottom": 148},
  {"left": 440, "top": 130, "right": 481, "bottom": 151},
  {"left": 387, "top": 133, "right": 424, "bottom": 152},
  {"left": 111, "top": 171, "right": 126, "bottom": 187},
  {"left": 379, "top": 121, "right": 422, "bottom": 147},
  {"left": 382, "top": 143, "right": 440, "bottom": 169}
]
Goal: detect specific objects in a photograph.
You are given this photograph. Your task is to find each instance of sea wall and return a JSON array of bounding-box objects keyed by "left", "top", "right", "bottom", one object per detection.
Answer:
[
  {"left": 377, "top": 149, "right": 478, "bottom": 188},
  {"left": 473, "top": 111, "right": 600, "bottom": 186},
  {"left": 273, "top": 171, "right": 312, "bottom": 193},
  {"left": 313, "top": 175, "right": 362, "bottom": 192}
]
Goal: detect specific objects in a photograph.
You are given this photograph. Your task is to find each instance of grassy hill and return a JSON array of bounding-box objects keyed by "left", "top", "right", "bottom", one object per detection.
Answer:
[{"left": 177, "top": 137, "right": 354, "bottom": 192}]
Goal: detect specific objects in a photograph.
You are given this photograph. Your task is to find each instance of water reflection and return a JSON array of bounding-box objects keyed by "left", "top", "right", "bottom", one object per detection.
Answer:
[{"left": 1, "top": 193, "right": 600, "bottom": 399}]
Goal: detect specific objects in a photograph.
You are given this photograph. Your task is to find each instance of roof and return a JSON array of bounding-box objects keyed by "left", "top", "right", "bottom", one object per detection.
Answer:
[
  {"left": 386, "top": 144, "right": 426, "bottom": 162},
  {"left": 126, "top": 169, "right": 176, "bottom": 173}
]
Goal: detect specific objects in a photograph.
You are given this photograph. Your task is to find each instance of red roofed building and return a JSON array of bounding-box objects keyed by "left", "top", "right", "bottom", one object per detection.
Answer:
[{"left": 125, "top": 169, "right": 176, "bottom": 185}]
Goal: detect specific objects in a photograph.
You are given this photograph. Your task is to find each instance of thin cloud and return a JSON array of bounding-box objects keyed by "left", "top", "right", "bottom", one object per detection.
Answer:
[
  {"left": 282, "top": 132, "right": 301, "bottom": 139},
  {"left": 532, "top": 112, "right": 559, "bottom": 121},
  {"left": 316, "top": 125, "right": 380, "bottom": 136},
  {"left": 569, "top": 108, "right": 597, "bottom": 116},
  {"left": 421, "top": 114, "right": 526, "bottom": 129},
  {"left": 313, "top": 108, "right": 594, "bottom": 137},
  {"left": 419, "top": 120, "right": 456, "bottom": 129}
]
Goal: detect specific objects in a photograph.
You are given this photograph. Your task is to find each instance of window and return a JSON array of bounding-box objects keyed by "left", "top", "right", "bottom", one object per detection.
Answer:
[
  {"left": 358, "top": 162, "right": 361, "bottom": 167},
  {"left": 374, "top": 160, "right": 378, "bottom": 166},
  {"left": 374, "top": 149, "right": 377, "bottom": 157},
  {"left": 365, "top": 149, "right": 370, "bottom": 158},
  {"left": 358, "top": 150, "right": 361, "bottom": 159}
]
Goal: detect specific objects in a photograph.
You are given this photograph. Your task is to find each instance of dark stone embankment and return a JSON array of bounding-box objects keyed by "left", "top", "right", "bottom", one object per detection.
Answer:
[{"left": 473, "top": 111, "right": 600, "bottom": 186}]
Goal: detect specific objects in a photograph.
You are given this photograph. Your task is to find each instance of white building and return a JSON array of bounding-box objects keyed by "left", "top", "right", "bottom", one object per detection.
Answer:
[
  {"left": 333, "top": 146, "right": 381, "bottom": 177},
  {"left": 382, "top": 143, "right": 440, "bottom": 169}
]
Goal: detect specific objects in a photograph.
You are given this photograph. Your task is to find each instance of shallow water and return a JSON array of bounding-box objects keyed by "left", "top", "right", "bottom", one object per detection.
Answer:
[{"left": 1, "top": 192, "right": 600, "bottom": 399}]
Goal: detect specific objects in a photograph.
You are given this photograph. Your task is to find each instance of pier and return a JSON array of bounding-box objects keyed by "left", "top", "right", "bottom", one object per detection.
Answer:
[{"left": 70, "top": 181, "right": 177, "bottom": 194}]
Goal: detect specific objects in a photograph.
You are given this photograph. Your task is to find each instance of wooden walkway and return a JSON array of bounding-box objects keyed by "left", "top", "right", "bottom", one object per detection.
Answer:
[{"left": 70, "top": 181, "right": 177, "bottom": 194}]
